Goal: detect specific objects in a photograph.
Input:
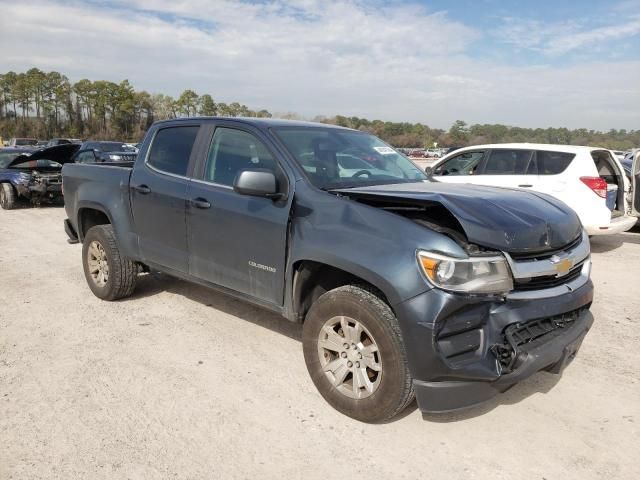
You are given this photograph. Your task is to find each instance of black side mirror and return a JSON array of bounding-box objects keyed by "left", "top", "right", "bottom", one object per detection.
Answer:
[
  {"left": 233, "top": 169, "right": 283, "bottom": 199},
  {"left": 425, "top": 166, "right": 433, "bottom": 177}
]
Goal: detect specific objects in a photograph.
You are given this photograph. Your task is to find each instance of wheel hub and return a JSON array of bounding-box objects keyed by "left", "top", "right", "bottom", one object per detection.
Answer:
[
  {"left": 317, "top": 316, "right": 382, "bottom": 399},
  {"left": 87, "top": 241, "right": 109, "bottom": 287}
]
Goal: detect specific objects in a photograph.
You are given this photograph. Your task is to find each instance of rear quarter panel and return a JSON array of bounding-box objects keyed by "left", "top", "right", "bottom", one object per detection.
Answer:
[{"left": 62, "top": 163, "right": 140, "bottom": 259}]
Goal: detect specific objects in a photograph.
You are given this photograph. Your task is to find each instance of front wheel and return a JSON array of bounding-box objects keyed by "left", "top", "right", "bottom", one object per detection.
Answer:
[
  {"left": 0, "top": 183, "right": 17, "bottom": 210},
  {"left": 82, "top": 225, "right": 138, "bottom": 300},
  {"left": 302, "top": 285, "right": 414, "bottom": 422}
]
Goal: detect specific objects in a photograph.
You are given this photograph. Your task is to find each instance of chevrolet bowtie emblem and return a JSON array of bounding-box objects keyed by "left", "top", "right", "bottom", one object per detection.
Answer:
[{"left": 551, "top": 256, "right": 574, "bottom": 276}]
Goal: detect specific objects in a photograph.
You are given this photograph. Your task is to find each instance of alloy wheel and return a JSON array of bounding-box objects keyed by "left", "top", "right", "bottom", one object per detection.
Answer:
[
  {"left": 317, "top": 315, "right": 382, "bottom": 399},
  {"left": 87, "top": 241, "right": 109, "bottom": 287}
]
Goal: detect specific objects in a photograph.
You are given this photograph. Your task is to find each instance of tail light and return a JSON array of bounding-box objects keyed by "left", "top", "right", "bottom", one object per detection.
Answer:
[{"left": 580, "top": 176, "right": 607, "bottom": 198}]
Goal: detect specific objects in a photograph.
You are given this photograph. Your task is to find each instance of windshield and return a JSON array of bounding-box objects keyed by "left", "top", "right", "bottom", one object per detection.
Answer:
[{"left": 274, "top": 127, "right": 427, "bottom": 189}]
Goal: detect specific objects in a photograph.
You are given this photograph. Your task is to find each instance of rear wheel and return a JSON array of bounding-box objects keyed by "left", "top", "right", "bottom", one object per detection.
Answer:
[
  {"left": 0, "top": 183, "right": 17, "bottom": 210},
  {"left": 302, "top": 285, "right": 414, "bottom": 422},
  {"left": 82, "top": 225, "right": 138, "bottom": 300}
]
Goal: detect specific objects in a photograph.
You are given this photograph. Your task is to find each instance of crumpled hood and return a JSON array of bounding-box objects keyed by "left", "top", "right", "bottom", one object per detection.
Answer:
[
  {"left": 8, "top": 143, "right": 80, "bottom": 168},
  {"left": 334, "top": 181, "right": 582, "bottom": 253}
]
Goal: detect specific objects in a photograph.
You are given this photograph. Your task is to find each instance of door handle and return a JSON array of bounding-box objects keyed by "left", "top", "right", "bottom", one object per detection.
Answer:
[
  {"left": 133, "top": 184, "right": 151, "bottom": 194},
  {"left": 518, "top": 184, "right": 533, "bottom": 188},
  {"left": 190, "top": 198, "right": 211, "bottom": 209}
]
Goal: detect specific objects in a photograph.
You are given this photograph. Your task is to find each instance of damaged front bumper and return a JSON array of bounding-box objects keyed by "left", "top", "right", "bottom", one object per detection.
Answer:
[
  {"left": 15, "top": 175, "right": 63, "bottom": 203},
  {"left": 395, "top": 278, "right": 594, "bottom": 413}
]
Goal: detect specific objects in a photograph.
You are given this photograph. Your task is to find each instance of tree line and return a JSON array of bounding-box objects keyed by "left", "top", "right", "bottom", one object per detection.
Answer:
[
  {"left": 322, "top": 117, "right": 640, "bottom": 151},
  {"left": 0, "top": 68, "right": 272, "bottom": 142},
  {"left": 1, "top": 68, "right": 638, "bottom": 150}
]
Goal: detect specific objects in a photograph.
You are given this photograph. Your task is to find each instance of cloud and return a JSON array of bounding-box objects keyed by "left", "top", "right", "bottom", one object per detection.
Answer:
[
  {"left": 0, "top": 0, "right": 638, "bottom": 130},
  {"left": 496, "top": 12, "right": 640, "bottom": 56}
]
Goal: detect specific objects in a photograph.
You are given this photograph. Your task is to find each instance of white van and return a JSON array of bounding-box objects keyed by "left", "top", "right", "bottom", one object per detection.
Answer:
[{"left": 429, "top": 144, "right": 638, "bottom": 235}]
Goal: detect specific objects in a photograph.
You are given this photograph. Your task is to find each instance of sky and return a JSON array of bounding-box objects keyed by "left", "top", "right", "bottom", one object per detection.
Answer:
[{"left": 0, "top": 0, "right": 639, "bottom": 130}]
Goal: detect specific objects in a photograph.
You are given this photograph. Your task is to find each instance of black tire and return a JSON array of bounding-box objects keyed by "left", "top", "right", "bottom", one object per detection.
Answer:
[
  {"left": 302, "top": 285, "right": 414, "bottom": 423},
  {"left": 0, "top": 183, "right": 17, "bottom": 210},
  {"left": 82, "top": 225, "right": 138, "bottom": 300}
]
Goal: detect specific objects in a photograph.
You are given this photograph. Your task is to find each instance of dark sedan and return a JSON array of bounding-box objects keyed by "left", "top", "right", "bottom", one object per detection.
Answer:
[
  {"left": 0, "top": 144, "right": 79, "bottom": 209},
  {"left": 72, "top": 141, "right": 137, "bottom": 164}
]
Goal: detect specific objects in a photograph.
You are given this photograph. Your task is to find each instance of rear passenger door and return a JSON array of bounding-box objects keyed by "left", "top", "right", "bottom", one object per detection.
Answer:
[
  {"left": 525, "top": 150, "right": 576, "bottom": 203},
  {"left": 186, "top": 124, "right": 292, "bottom": 306},
  {"left": 130, "top": 124, "right": 202, "bottom": 273}
]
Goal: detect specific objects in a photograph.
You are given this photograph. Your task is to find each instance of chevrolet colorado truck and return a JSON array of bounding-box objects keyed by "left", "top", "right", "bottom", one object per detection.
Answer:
[{"left": 62, "top": 118, "right": 594, "bottom": 422}]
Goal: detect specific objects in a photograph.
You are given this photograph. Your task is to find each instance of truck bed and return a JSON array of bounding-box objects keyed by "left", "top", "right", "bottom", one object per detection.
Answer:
[{"left": 62, "top": 162, "right": 135, "bottom": 237}]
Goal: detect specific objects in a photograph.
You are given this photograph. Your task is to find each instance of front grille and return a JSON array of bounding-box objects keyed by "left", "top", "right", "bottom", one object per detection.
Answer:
[
  {"left": 509, "top": 235, "right": 582, "bottom": 261},
  {"left": 34, "top": 174, "right": 62, "bottom": 184},
  {"left": 491, "top": 307, "right": 588, "bottom": 371},
  {"left": 119, "top": 153, "right": 137, "bottom": 162},
  {"left": 104, "top": 152, "right": 137, "bottom": 162},
  {"left": 513, "top": 262, "right": 584, "bottom": 291}
]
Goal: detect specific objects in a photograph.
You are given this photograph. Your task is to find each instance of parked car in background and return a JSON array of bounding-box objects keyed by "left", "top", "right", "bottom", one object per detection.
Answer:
[
  {"left": 35, "top": 140, "right": 49, "bottom": 147},
  {"left": 0, "top": 144, "right": 80, "bottom": 209},
  {"left": 8, "top": 138, "right": 39, "bottom": 147},
  {"left": 623, "top": 149, "right": 639, "bottom": 165},
  {"left": 429, "top": 143, "right": 639, "bottom": 236},
  {"left": 46, "top": 138, "right": 81, "bottom": 147},
  {"left": 407, "top": 149, "right": 426, "bottom": 158},
  {"left": 62, "top": 118, "right": 594, "bottom": 422},
  {"left": 71, "top": 141, "right": 138, "bottom": 164}
]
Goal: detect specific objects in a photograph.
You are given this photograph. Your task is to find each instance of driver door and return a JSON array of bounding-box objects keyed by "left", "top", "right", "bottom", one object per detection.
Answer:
[{"left": 186, "top": 125, "right": 292, "bottom": 306}]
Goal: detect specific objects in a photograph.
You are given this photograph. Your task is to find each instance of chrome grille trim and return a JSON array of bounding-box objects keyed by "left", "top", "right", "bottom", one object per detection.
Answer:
[
  {"left": 503, "top": 230, "right": 591, "bottom": 299},
  {"left": 503, "top": 231, "right": 590, "bottom": 280}
]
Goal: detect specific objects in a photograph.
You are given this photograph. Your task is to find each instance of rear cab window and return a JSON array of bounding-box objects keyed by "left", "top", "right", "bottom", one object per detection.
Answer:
[{"left": 147, "top": 126, "right": 200, "bottom": 176}]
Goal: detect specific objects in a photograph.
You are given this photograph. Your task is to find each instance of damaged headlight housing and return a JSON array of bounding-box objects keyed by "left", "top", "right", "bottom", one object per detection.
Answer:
[{"left": 417, "top": 251, "right": 513, "bottom": 294}]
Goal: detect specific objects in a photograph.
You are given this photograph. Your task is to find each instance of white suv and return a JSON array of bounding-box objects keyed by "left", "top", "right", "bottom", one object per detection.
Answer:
[{"left": 429, "top": 144, "right": 639, "bottom": 236}]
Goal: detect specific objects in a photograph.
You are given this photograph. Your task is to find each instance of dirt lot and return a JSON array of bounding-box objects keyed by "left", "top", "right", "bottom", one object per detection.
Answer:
[{"left": 1, "top": 206, "right": 639, "bottom": 480}]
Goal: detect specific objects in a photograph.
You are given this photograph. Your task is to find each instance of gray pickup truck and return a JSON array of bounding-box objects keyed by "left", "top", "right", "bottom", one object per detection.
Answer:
[{"left": 62, "top": 118, "right": 594, "bottom": 422}]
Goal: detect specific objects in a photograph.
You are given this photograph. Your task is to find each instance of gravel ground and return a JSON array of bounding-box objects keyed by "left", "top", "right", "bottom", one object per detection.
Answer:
[{"left": 1, "top": 206, "right": 639, "bottom": 480}]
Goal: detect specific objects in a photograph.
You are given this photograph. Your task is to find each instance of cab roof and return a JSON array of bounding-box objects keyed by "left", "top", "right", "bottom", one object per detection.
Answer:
[{"left": 153, "top": 116, "right": 354, "bottom": 131}]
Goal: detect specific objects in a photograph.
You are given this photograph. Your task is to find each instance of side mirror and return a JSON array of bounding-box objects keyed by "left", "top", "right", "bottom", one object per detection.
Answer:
[
  {"left": 425, "top": 166, "right": 433, "bottom": 177},
  {"left": 233, "top": 169, "right": 283, "bottom": 199}
]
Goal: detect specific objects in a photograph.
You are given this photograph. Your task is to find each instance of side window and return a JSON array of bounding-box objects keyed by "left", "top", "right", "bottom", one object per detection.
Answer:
[
  {"left": 147, "top": 126, "right": 200, "bottom": 176},
  {"left": 482, "top": 150, "right": 533, "bottom": 175},
  {"left": 75, "top": 150, "right": 96, "bottom": 164},
  {"left": 534, "top": 151, "right": 575, "bottom": 175},
  {"left": 435, "top": 151, "right": 484, "bottom": 176},
  {"left": 205, "top": 128, "right": 276, "bottom": 186}
]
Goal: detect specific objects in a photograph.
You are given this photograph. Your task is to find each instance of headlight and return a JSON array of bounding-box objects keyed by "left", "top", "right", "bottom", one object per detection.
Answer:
[
  {"left": 417, "top": 251, "right": 513, "bottom": 294},
  {"left": 108, "top": 154, "right": 122, "bottom": 161}
]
